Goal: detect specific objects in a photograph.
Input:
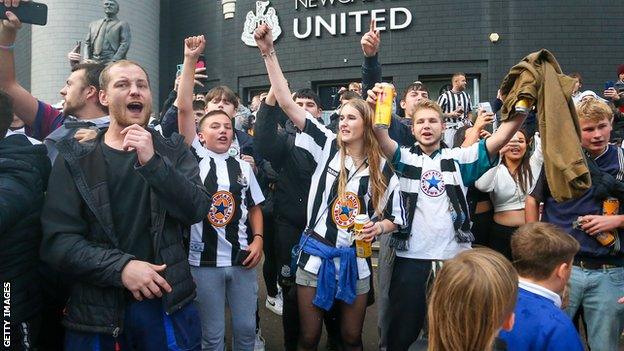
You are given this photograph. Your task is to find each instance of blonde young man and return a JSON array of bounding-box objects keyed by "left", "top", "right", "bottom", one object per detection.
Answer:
[
  {"left": 370, "top": 85, "right": 527, "bottom": 350},
  {"left": 526, "top": 98, "right": 624, "bottom": 350}
]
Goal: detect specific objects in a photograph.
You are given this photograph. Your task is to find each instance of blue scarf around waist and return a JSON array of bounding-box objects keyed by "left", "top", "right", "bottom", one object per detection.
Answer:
[{"left": 299, "top": 234, "right": 358, "bottom": 311}]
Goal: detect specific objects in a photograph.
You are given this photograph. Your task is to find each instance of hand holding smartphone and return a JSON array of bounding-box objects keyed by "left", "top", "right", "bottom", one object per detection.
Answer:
[
  {"left": 605, "top": 81, "right": 615, "bottom": 90},
  {"left": 478, "top": 102, "right": 493, "bottom": 114},
  {"left": 0, "top": 1, "right": 48, "bottom": 26},
  {"left": 235, "top": 250, "right": 251, "bottom": 266}
]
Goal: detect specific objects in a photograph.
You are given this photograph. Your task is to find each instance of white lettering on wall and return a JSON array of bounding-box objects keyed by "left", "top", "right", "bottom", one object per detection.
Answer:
[
  {"left": 294, "top": 17, "right": 313, "bottom": 39},
  {"left": 293, "top": 7, "right": 413, "bottom": 39},
  {"left": 315, "top": 14, "right": 337, "bottom": 36},
  {"left": 390, "top": 8, "right": 412, "bottom": 30}
]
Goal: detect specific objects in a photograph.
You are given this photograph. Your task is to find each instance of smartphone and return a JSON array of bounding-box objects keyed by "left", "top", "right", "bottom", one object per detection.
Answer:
[
  {"left": 235, "top": 249, "right": 250, "bottom": 266},
  {"left": 0, "top": 1, "right": 48, "bottom": 26},
  {"left": 176, "top": 64, "right": 183, "bottom": 78},
  {"left": 478, "top": 102, "right": 493, "bottom": 114},
  {"left": 605, "top": 81, "right": 615, "bottom": 90},
  {"left": 196, "top": 55, "right": 206, "bottom": 69}
]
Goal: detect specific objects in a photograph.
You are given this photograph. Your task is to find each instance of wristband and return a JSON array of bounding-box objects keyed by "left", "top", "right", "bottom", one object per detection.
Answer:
[
  {"left": 261, "top": 50, "right": 275, "bottom": 58},
  {"left": 0, "top": 43, "right": 15, "bottom": 51},
  {"left": 253, "top": 233, "right": 264, "bottom": 239}
]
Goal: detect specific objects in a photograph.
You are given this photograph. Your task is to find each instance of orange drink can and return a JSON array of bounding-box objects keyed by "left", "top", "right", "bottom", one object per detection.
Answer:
[{"left": 597, "top": 198, "right": 618, "bottom": 247}]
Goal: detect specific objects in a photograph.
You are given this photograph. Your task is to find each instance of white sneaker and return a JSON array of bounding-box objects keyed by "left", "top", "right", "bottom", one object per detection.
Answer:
[
  {"left": 265, "top": 291, "right": 283, "bottom": 316},
  {"left": 254, "top": 328, "right": 266, "bottom": 351}
]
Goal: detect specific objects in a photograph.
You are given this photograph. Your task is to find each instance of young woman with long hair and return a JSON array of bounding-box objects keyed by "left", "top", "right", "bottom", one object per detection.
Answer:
[
  {"left": 254, "top": 24, "right": 405, "bottom": 351},
  {"left": 475, "top": 129, "right": 542, "bottom": 259}
]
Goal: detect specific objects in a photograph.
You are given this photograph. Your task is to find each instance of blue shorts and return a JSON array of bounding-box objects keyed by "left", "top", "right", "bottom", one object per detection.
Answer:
[{"left": 64, "top": 298, "right": 201, "bottom": 351}]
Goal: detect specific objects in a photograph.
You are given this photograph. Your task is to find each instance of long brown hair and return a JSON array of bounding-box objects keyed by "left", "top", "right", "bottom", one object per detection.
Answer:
[
  {"left": 428, "top": 248, "right": 518, "bottom": 351},
  {"left": 503, "top": 129, "right": 532, "bottom": 194},
  {"left": 336, "top": 99, "right": 388, "bottom": 218}
]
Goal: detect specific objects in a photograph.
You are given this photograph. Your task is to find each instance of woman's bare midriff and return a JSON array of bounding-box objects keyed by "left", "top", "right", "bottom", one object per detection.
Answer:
[{"left": 494, "top": 210, "right": 526, "bottom": 227}]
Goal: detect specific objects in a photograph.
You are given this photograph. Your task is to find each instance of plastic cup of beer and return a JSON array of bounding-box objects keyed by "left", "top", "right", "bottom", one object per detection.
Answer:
[
  {"left": 354, "top": 214, "right": 372, "bottom": 258},
  {"left": 374, "top": 83, "right": 395, "bottom": 129}
]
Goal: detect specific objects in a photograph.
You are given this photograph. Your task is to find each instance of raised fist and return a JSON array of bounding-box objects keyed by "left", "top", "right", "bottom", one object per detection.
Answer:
[
  {"left": 184, "top": 35, "right": 206, "bottom": 59},
  {"left": 254, "top": 23, "right": 274, "bottom": 55}
]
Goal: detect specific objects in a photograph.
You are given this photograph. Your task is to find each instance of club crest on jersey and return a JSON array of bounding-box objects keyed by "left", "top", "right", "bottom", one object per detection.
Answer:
[
  {"left": 208, "top": 190, "right": 236, "bottom": 227},
  {"left": 421, "top": 170, "right": 446, "bottom": 197},
  {"left": 332, "top": 192, "right": 361, "bottom": 228}
]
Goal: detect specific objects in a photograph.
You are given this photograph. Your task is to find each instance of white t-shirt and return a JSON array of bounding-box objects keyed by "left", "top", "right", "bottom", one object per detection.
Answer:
[{"left": 392, "top": 140, "right": 496, "bottom": 260}]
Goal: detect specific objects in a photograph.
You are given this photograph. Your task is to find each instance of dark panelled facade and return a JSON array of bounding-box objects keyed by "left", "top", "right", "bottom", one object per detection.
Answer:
[{"left": 159, "top": 0, "right": 624, "bottom": 107}]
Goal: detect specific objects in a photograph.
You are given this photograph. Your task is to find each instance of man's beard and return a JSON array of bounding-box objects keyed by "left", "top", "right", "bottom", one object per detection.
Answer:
[
  {"left": 63, "top": 100, "right": 86, "bottom": 117},
  {"left": 109, "top": 102, "right": 152, "bottom": 128}
]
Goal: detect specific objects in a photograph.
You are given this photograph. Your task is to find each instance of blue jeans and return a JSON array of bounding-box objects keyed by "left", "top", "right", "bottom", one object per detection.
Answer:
[
  {"left": 191, "top": 266, "right": 258, "bottom": 351},
  {"left": 64, "top": 298, "right": 201, "bottom": 351},
  {"left": 565, "top": 266, "right": 624, "bottom": 351}
]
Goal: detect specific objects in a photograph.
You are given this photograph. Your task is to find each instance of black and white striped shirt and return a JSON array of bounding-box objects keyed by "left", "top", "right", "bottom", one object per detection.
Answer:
[
  {"left": 188, "top": 137, "right": 265, "bottom": 267},
  {"left": 437, "top": 90, "right": 473, "bottom": 123},
  {"left": 295, "top": 114, "right": 405, "bottom": 279}
]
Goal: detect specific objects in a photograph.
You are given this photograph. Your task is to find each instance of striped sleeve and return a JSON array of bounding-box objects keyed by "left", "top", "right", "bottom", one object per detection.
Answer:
[
  {"left": 449, "top": 139, "right": 498, "bottom": 186},
  {"left": 391, "top": 147, "right": 422, "bottom": 179},
  {"left": 437, "top": 93, "right": 449, "bottom": 113},
  {"left": 383, "top": 173, "right": 405, "bottom": 226},
  {"left": 465, "top": 93, "right": 473, "bottom": 112},
  {"left": 294, "top": 112, "right": 335, "bottom": 165},
  {"left": 245, "top": 163, "right": 265, "bottom": 207},
  {"left": 25, "top": 100, "right": 65, "bottom": 141}
]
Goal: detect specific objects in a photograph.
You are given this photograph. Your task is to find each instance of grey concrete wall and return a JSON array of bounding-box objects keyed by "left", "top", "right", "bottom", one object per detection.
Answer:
[
  {"left": 30, "top": 0, "right": 160, "bottom": 111},
  {"left": 161, "top": 0, "right": 624, "bottom": 105}
]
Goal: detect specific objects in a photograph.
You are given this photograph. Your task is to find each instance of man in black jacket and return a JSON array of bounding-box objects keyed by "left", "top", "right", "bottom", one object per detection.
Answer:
[
  {"left": 40, "top": 60, "right": 210, "bottom": 351},
  {"left": 0, "top": 90, "right": 51, "bottom": 350}
]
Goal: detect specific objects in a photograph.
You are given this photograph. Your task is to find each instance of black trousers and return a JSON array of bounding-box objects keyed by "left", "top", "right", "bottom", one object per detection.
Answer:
[
  {"left": 471, "top": 209, "right": 494, "bottom": 247},
  {"left": 275, "top": 218, "right": 342, "bottom": 351},
  {"left": 262, "top": 214, "right": 279, "bottom": 297},
  {"left": 37, "top": 263, "right": 68, "bottom": 351},
  {"left": 489, "top": 222, "right": 518, "bottom": 261},
  {"left": 387, "top": 257, "right": 436, "bottom": 351}
]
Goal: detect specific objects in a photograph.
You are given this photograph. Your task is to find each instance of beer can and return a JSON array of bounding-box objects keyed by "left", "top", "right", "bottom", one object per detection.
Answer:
[
  {"left": 514, "top": 98, "right": 532, "bottom": 114},
  {"left": 374, "top": 83, "right": 395, "bottom": 129},
  {"left": 354, "top": 214, "right": 372, "bottom": 258},
  {"left": 597, "top": 198, "right": 618, "bottom": 247}
]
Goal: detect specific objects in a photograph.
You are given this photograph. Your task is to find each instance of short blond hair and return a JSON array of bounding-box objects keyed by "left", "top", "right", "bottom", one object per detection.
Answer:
[
  {"left": 428, "top": 248, "right": 518, "bottom": 351},
  {"left": 410, "top": 99, "right": 443, "bottom": 121},
  {"left": 576, "top": 98, "right": 613, "bottom": 123}
]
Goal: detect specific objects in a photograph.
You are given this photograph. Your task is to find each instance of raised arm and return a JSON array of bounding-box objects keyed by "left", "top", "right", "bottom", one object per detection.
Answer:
[
  {"left": 485, "top": 110, "right": 528, "bottom": 160},
  {"left": 461, "top": 109, "right": 494, "bottom": 147},
  {"left": 0, "top": 5, "right": 39, "bottom": 125},
  {"left": 254, "top": 86, "right": 288, "bottom": 165},
  {"left": 176, "top": 35, "right": 206, "bottom": 146},
  {"left": 367, "top": 84, "right": 398, "bottom": 158},
  {"left": 360, "top": 19, "right": 381, "bottom": 99},
  {"left": 254, "top": 24, "right": 307, "bottom": 131}
]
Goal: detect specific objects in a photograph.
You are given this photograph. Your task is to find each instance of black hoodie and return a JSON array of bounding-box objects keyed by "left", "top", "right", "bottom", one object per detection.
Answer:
[{"left": 0, "top": 133, "right": 51, "bottom": 323}]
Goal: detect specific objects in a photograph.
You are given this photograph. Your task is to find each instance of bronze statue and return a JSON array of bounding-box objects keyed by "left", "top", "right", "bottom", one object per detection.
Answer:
[{"left": 85, "top": 0, "right": 131, "bottom": 63}]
